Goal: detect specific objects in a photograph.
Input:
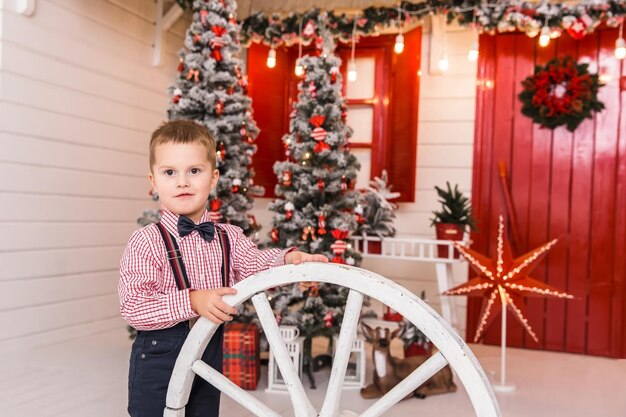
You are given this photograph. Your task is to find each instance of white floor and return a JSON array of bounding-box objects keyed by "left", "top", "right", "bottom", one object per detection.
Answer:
[{"left": 1, "top": 326, "right": 625, "bottom": 417}]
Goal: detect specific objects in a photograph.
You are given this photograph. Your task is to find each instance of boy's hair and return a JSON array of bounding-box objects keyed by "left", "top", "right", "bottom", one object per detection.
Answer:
[{"left": 149, "top": 120, "right": 217, "bottom": 170}]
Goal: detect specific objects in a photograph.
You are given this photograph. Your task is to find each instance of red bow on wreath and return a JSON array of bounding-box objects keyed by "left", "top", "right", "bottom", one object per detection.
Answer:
[
  {"left": 310, "top": 115, "right": 330, "bottom": 153},
  {"left": 210, "top": 26, "right": 227, "bottom": 61}
]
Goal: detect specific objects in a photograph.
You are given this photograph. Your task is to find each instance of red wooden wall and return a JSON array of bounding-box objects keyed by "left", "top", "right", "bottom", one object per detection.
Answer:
[{"left": 471, "top": 28, "right": 626, "bottom": 358}]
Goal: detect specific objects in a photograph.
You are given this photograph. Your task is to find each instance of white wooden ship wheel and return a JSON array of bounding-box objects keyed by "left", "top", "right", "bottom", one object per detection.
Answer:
[{"left": 164, "top": 263, "right": 501, "bottom": 417}]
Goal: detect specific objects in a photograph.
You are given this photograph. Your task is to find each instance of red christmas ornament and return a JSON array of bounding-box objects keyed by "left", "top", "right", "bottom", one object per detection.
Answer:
[
  {"left": 231, "top": 178, "right": 241, "bottom": 193},
  {"left": 210, "top": 25, "right": 227, "bottom": 61},
  {"left": 177, "top": 59, "right": 184, "bottom": 72},
  {"left": 309, "top": 115, "right": 329, "bottom": 152},
  {"left": 330, "top": 67, "right": 338, "bottom": 83},
  {"left": 227, "top": 85, "right": 235, "bottom": 95},
  {"left": 209, "top": 198, "right": 222, "bottom": 211},
  {"left": 285, "top": 202, "right": 295, "bottom": 221},
  {"left": 309, "top": 284, "right": 320, "bottom": 297},
  {"left": 193, "top": 33, "right": 202, "bottom": 44},
  {"left": 317, "top": 177, "right": 325, "bottom": 191},
  {"left": 317, "top": 213, "right": 327, "bottom": 235},
  {"left": 303, "top": 20, "right": 316, "bottom": 37},
  {"left": 323, "top": 311, "right": 334, "bottom": 328},
  {"left": 282, "top": 170, "right": 292, "bottom": 186},
  {"left": 172, "top": 87, "right": 182, "bottom": 104},
  {"left": 341, "top": 175, "right": 348, "bottom": 193},
  {"left": 566, "top": 15, "right": 592, "bottom": 40},
  {"left": 271, "top": 227, "right": 279, "bottom": 243},
  {"left": 215, "top": 100, "right": 224, "bottom": 115},
  {"left": 330, "top": 229, "right": 349, "bottom": 264}
]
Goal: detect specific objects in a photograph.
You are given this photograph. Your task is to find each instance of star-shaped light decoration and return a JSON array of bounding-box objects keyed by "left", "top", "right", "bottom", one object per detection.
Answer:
[{"left": 444, "top": 215, "right": 573, "bottom": 343}]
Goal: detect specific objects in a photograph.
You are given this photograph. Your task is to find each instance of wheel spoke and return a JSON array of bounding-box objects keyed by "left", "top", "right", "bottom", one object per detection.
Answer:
[
  {"left": 319, "top": 290, "right": 364, "bottom": 417},
  {"left": 252, "top": 292, "right": 317, "bottom": 417},
  {"left": 360, "top": 351, "right": 448, "bottom": 417},
  {"left": 190, "top": 360, "right": 281, "bottom": 417}
]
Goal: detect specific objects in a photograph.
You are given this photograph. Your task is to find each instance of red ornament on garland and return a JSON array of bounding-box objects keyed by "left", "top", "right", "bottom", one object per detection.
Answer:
[
  {"left": 186, "top": 69, "right": 200, "bottom": 82},
  {"left": 565, "top": 14, "right": 592, "bottom": 40},
  {"left": 355, "top": 204, "right": 365, "bottom": 224},
  {"left": 271, "top": 227, "right": 279, "bottom": 243},
  {"left": 172, "top": 88, "right": 182, "bottom": 104},
  {"left": 193, "top": 33, "right": 202, "bottom": 44},
  {"left": 199, "top": 10, "right": 209, "bottom": 25},
  {"left": 317, "top": 177, "right": 325, "bottom": 192},
  {"left": 210, "top": 25, "right": 227, "bottom": 61},
  {"left": 301, "top": 226, "right": 317, "bottom": 241},
  {"left": 209, "top": 198, "right": 222, "bottom": 211},
  {"left": 227, "top": 85, "right": 235, "bottom": 95},
  {"left": 330, "top": 66, "right": 339, "bottom": 83},
  {"left": 177, "top": 59, "right": 184, "bottom": 73},
  {"left": 330, "top": 229, "right": 349, "bottom": 264}
]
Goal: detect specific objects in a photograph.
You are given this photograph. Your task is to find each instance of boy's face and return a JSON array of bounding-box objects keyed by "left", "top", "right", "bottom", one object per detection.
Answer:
[{"left": 149, "top": 142, "right": 219, "bottom": 223}]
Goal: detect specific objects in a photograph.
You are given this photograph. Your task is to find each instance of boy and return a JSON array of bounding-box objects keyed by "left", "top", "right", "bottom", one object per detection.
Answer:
[{"left": 119, "top": 120, "right": 326, "bottom": 417}]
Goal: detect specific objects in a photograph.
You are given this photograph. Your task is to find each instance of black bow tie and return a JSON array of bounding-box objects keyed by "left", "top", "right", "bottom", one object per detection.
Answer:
[{"left": 177, "top": 216, "right": 215, "bottom": 242}]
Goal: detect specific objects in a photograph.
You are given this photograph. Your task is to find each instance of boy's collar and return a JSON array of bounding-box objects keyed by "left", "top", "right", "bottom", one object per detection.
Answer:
[{"left": 159, "top": 207, "right": 210, "bottom": 239}]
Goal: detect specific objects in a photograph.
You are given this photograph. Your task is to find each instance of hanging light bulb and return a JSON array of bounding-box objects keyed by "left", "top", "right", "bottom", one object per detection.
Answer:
[
  {"left": 438, "top": 55, "right": 449, "bottom": 72},
  {"left": 468, "top": 42, "right": 479, "bottom": 62},
  {"left": 295, "top": 58, "right": 304, "bottom": 76},
  {"left": 539, "top": 25, "right": 551, "bottom": 47},
  {"left": 348, "top": 60, "right": 357, "bottom": 82},
  {"left": 616, "top": 23, "right": 626, "bottom": 59},
  {"left": 468, "top": 12, "right": 479, "bottom": 62},
  {"left": 266, "top": 47, "right": 276, "bottom": 68},
  {"left": 348, "top": 17, "right": 358, "bottom": 82},
  {"left": 394, "top": 33, "right": 405, "bottom": 54}
]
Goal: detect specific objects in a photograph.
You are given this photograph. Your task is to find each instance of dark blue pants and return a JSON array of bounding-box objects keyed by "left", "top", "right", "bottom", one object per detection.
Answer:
[{"left": 128, "top": 322, "right": 224, "bottom": 417}]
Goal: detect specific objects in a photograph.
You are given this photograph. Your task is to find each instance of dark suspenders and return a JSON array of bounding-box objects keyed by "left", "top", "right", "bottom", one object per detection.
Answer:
[{"left": 156, "top": 222, "right": 231, "bottom": 290}]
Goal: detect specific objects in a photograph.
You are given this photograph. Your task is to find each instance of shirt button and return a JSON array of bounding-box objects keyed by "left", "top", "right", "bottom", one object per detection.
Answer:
[
  {"left": 152, "top": 340, "right": 157, "bottom": 345},
  {"left": 141, "top": 354, "right": 146, "bottom": 359}
]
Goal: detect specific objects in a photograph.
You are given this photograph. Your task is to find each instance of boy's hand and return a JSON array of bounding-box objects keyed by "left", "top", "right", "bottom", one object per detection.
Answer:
[
  {"left": 284, "top": 251, "right": 329, "bottom": 291},
  {"left": 189, "top": 288, "right": 237, "bottom": 324},
  {"left": 285, "top": 251, "right": 329, "bottom": 265}
]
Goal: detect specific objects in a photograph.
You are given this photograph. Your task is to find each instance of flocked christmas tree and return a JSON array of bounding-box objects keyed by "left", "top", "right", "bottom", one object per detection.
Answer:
[
  {"left": 264, "top": 17, "right": 361, "bottom": 387},
  {"left": 355, "top": 169, "right": 400, "bottom": 239},
  {"left": 168, "top": 0, "right": 262, "bottom": 234}
]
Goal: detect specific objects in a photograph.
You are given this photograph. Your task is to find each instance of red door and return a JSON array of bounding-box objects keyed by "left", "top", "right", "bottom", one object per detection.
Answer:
[{"left": 471, "top": 29, "right": 626, "bottom": 358}]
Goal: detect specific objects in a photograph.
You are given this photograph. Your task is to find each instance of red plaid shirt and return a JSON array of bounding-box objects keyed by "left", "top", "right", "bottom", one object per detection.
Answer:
[{"left": 119, "top": 208, "right": 288, "bottom": 330}]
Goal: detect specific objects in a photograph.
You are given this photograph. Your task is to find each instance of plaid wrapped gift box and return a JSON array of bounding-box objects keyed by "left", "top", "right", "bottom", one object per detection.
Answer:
[{"left": 222, "top": 322, "right": 260, "bottom": 390}]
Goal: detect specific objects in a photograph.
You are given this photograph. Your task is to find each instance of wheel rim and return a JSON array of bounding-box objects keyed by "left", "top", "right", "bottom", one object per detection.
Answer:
[{"left": 165, "top": 263, "right": 501, "bottom": 417}]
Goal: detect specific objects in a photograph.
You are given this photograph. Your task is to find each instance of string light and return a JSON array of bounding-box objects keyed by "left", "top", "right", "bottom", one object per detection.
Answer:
[
  {"left": 295, "top": 18, "right": 304, "bottom": 75},
  {"left": 348, "top": 17, "right": 358, "bottom": 82},
  {"left": 539, "top": 17, "right": 550, "bottom": 47},
  {"left": 394, "top": 4, "right": 404, "bottom": 54},
  {"left": 468, "top": 11, "right": 479, "bottom": 62},
  {"left": 266, "top": 46, "right": 276, "bottom": 68},
  {"left": 616, "top": 21, "right": 626, "bottom": 60}
]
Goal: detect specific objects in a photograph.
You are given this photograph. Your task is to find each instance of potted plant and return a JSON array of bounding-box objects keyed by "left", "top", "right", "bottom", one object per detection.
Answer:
[{"left": 431, "top": 182, "right": 476, "bottom": 258}]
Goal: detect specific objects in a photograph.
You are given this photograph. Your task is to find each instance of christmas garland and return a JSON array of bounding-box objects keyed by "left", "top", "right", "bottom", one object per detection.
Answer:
[
  {"left": 230, "top": 1, "right": 626, "bottom": 47},
  {"left": 518, "top": 56, "right": 605, "bottom": 132}
]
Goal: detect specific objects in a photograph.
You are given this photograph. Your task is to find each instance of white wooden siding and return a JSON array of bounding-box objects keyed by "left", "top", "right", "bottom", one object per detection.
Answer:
[{"left": 0, "top": 0, "right": 190, "bottom": 353}]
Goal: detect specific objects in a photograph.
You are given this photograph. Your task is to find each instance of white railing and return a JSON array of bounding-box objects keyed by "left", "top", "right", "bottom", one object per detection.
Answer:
[{"left": 351, "top": 235, "right": 468, "bottom": 263}]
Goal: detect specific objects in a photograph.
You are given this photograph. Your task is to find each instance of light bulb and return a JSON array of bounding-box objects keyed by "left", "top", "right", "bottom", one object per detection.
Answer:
[
  {"left": 468, "top": 42, "right": 479, "bottom": 62},
  {"left": 266, "top": 48, "right": 276, "bottom": 68},
  {"left": 438, "top": 56, "right": 449, "bottom": 72},
  {"left": 348, "top": 60, "right": 357, "bottom": 82},
  {"left": 539, "top": 26, "right": 550, "bottom": 47},
  {"left": 295, "top": 58, "right": 304, "bottom": 76},
  {"left": 394, "top": 33, "right": 405, "bottom": 54},
  {"left": 615, "top": 38, "right": 626, "bottom": 59}
]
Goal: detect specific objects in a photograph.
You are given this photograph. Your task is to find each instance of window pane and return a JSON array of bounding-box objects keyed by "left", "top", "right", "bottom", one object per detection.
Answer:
[
  {"left": 346, "top": 57, "right": 375, "bottom": 99},
  {"left": 347, "top": 106, "right": 373, "bottom": 144},
  {"left": 352, "top": 148, "right": 371, "bottom": 189}
]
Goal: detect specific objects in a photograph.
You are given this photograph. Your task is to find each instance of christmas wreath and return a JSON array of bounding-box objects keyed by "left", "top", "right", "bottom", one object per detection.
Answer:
[{"left": 518, "top": 56, "right": 604, "bottom": 132}]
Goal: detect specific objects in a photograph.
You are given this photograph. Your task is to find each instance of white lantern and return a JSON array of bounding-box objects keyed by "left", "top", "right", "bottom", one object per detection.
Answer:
[
  {"left": 266, "top": 326, "right": 304, "bottom": 393},
  {"left": 332, "top": 335, "right": 366, "bottom": 388}
]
